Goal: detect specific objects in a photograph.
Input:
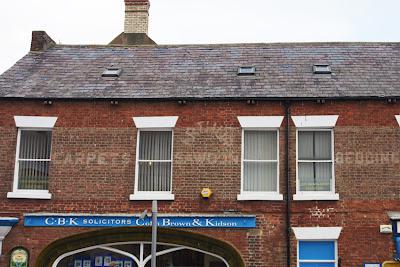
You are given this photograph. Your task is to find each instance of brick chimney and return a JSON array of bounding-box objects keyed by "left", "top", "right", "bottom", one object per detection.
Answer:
[
  {"left": 124, "top": 0, "right": 150, "bottom": 34},
  {"left": 110, "top": 0, "right": 155, "bottom": 45}
]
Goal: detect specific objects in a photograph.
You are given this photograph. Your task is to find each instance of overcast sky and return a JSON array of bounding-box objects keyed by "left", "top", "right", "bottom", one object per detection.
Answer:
[{"left": 0, "top": 0, "right": 399, "bottom": 74}]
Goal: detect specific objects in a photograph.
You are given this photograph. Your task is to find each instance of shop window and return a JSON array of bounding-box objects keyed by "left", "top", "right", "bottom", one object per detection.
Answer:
[
  {"left": 292, "top": 115, "right": 339, "bottom": 201},
  {"left": 8, "top": 116, "right": 57, "bottom": 199},
  {"left": 298, "top": 241, "right": 337, "bottom": 267},
  {"left": 130, "top": 117, "right": 178, "bottom": 201},
  {"left": 237, "top": 116, "right": 284, "bottom": 201}
]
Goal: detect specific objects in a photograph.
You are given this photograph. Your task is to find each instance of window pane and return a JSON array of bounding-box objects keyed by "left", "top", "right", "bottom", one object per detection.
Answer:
[
  {"left": 298, "top": 162, "right": 332, "bottom": 191},
  {"left": 244, "top": 131, "right": 277, "bottom": 160},
  {"left": 138, "top": 162, "right": 171, "bottom": 191},
  {"left": 298, "top": 131, "right": 314, "bottom": 160},
  {"left": 299, "top": 263, "right": 335, "bottom": 267},
  {"left": 315, "top": 131, "right": 331, "bottom": 160},
  {"left": 299, "top": 241, "right": 335, "bottom": 260},
  {"left": 139, "top": 131, "right": 172, "bottom": 161},
  {"left": 298, "top": 131, "right": 331, "bottom": 160},
  {"left": 19, "top": 131, "right": 52, "bottom": 159},
  {"left": 18, "top": 161, "right": 50, "bottom": 190},
  {"left": 243, "top": 162, "right": 277, "bottom": 191}
]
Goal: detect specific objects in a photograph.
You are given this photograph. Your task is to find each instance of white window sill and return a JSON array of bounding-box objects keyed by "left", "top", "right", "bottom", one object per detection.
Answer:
[
  {"left": 237, "top": 193, "right": 283, "bottom": 201},
  {"left": 293, "top": 193, "right": 339, "bottom": 201},
  {"left": 129, "top": 192, "right": 175, "bottom": 201},
  {"left": 7, "top": 191, "right": 52, "bottom": 200}
]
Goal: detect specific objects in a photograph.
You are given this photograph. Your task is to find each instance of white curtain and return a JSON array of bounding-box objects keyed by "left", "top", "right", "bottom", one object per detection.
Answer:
[
  {"left": 138, "top": 131, "right": 172, "bottom": 192},
  {"left": 298, "top": 131, "right": 332, "bottom": 191},
  {"left": 18, "top": 130, "right": 52, "bottom": 190},
  {"left": 243, "top": 131, "right": 278, "bottom": 192}
]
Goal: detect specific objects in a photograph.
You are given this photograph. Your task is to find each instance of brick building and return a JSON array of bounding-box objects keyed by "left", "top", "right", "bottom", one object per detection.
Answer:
[{"left": 0, "top": 1, "right": 400, "bottom": 267}]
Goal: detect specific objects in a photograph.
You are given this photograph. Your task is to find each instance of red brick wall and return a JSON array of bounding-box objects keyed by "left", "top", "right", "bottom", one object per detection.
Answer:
[{"left": 0, "top": 99, "right": 399, "bottom": 266}]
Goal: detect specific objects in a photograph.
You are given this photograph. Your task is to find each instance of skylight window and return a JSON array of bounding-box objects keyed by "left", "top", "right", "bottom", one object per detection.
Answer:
[
  {"left": 313, "top": 64, "right": 332, "bottom": 74},
  {"left": 102, "top": 67, "right": 122, "bottom": 77},
  {"left": 238, "top": 66, "right": 256, "bottom": 75}
]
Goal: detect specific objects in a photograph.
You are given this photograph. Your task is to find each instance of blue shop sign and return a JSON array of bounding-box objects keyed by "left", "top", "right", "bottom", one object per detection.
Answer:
[{"left": 24, "top": 214, "right": 256, "bottom": 228}]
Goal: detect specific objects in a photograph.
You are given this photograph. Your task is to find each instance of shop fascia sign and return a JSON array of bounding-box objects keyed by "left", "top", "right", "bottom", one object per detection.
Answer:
[{"left": 24, "top": 214, "right": 256, "bottom": 228}]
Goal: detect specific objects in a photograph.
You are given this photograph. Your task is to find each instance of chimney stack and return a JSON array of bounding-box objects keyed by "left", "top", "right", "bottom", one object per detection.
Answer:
[{"left": 124, "top": 0, "right": 150, "bottom": 34}]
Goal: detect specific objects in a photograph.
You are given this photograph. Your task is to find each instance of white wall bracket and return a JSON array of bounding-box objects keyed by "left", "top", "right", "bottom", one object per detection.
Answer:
[{"left": 0, "top": 217, "right": 19, "bottom": 256}]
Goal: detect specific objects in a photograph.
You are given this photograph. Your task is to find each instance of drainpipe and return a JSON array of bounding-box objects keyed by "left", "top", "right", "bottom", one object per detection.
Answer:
[{"left": 285, "top": 101, "right": 292, "bottom": 267}]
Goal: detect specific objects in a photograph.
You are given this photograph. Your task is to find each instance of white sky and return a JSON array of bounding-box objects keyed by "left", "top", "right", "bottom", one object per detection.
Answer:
[{"left": 0, "top": 0, "right": 399, "bottom": 74}]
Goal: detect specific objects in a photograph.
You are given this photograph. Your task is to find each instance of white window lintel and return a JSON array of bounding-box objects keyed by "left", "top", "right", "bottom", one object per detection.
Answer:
[
  {"left": 292, "top": 227, "right": 342, "bottom": 240},
  {"left": 14, "top": 116, "right": 58, "bottom": 128},
  {"left": 396, "top": 115, "right": 400, "bottom": 126},
  {"left": 133, "top": 116, "right": 178, "bottom": 129},
  {"left": 292, "top": 115, "right": 339, "bottom": 128},
  {"left": 237, "top": 116, "right": 284, "bottom": 128}
]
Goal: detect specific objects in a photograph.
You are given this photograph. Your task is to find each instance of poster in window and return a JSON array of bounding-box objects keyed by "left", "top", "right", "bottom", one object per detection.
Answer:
[
  {"left": 95, "top": 256, "right": 103, "bottom": 266},
  {"left": 124, "top": 261, "right": 132, "bottom": 267},
  {"left": 74, "top": 260, "right": 83, "bottom": 267},
  {"left": 83, "top": 260, "right": 91, "bottom": 267},
  {"left": 10, "top": 247, "right": 29, "bottom": 267},
  {"left": 104, "top": 256, "right": 112, "bottom": 266}
]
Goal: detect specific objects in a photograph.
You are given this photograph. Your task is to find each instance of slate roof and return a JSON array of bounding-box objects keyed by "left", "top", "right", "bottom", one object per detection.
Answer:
[{"left": 0, "top": 42, "right": 399, "bottom": 99}]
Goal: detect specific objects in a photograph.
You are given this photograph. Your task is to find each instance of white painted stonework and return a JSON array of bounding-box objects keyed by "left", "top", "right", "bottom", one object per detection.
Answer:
[
  {"left": 291, "top": 115, "right": 339, "bottom": 128},
  {"left": 133, "top": 116, "right": 178, "bottom": 128},
  {"left": 292, "top": 226, "right": 342, "bottom": 240},
  {"left": 237, "top": 116, "right": 284, "bottom": 128},
  {"left": 14, "top": 116, "right": 58, "bottom": 128}
]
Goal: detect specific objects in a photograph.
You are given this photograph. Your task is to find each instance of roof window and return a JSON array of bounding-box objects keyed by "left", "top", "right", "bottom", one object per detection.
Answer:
[
  {"left": 102, "top": 67, "right": 122, "bottom": 77},
  {"left": 238, "top": 66, "right": 256, "bottom": 75},
  {"left": 313, "top": 64, "right": 332, "bottom": 74}
]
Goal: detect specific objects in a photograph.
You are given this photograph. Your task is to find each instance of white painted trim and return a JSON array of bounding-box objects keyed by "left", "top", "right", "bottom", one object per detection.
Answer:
[
  {"left": 237, "top": 192, "right": 283, "bottom": 201},
  {"left": 387, "top": 211, "right": 400, "bottom": 220},
  {"left": 129, "top": 192, "right": 175, "bottom": 201},
  {"left": 133, "top": 116, "right": 178, "bottom": 129},
  {"left": 7, "top": 190, "right": 52, "bottom": 200},
  {"left": 295, "top": 129, "right": 337, "bottom": 200},
  {"left": 237, "top": 116, "right": 284, "bottom": 128},
  {"left": 0, "top": 226, "right": 12, "bottom": 256},
  {"left": 293, "top": 227, "right": 342, "bottom": 240},
  {"left": 293, "top": 193, "right": 339, "bottom": 201},
  {"left": 396, "top": 115, "right": 400, "bottom": 126},
  {"left": 14, "top": 116, "right": 58, "bottom": 128},
  {"left": 292, "top": 115, "right": 339, "bottom": 128},
  {"left": 238, "top": 129, "right": 281, "bottom": 200}
]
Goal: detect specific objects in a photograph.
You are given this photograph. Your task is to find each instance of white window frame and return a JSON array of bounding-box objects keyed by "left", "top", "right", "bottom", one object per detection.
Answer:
[
  {"left": 237, "top": 116, "right": 284, "bottom": 201},
  {"left": 292, "top": 115, "right": 339, "bottom": 201},
  {"left": 130, "top": 117, "right": 178, "bottom": 201},
  {"left": 396, "top": 115, "right": 400, "bottom": 126},
  {"left": 7, "top": 116, "right": 57, "bottom": 200},
  {"left": 293, "top": 227, "right": 342, "bottom": 267}
]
